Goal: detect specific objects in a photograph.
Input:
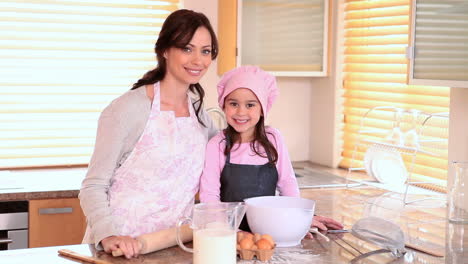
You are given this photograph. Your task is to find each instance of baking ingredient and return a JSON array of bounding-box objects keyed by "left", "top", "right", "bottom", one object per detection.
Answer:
[
  {"left": 239, "top": 237, "right": 254, "bottom": 249},
  {"left": 256, "top": 239, "right": 273, "bottom": 250},
  {"left": 261, "top": 234, "right": 275, "bottom": 247},
  {"left": 237, "top": 232, "right": 244, "bottom": 242},
  {"left": 193, "top": 228, "right": 236, "bottom": 264},
  {"left": 254, "top": 233, "right": 261, "bottom": 242},
  {"left": 236, "top": 232, "right": 275, "bottom": 250},
  {"left": 243, "top": 232, "right": 254, "bottom": 241},
  {"left": 236, "top": 232, "right": 276, "bottom": 261}
]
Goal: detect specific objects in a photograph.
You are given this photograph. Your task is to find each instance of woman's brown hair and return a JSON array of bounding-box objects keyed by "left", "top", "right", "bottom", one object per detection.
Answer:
[{"left": 131, "top": 9, "right": 218, "bottom": 126}]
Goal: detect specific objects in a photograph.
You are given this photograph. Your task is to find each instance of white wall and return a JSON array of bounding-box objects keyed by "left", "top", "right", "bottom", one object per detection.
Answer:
[
  {"left": 267, "top": 78, "right": 313, "bottom": 162},
  {"left": 308, "top": 0, "right": 344, "bottom": 168},
  {"left": 448, "top": 88, "right": 468, "bottom": 197},
  {"left": 183, "top": 0, "right": 220, "bottom": 108}
]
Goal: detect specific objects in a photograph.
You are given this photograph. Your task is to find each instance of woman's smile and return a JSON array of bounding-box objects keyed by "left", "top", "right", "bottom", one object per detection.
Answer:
[{"left": 185, "top": 67, "right": 203, "bottom": 76}]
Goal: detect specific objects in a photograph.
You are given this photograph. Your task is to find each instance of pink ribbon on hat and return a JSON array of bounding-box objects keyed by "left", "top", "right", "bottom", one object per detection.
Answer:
[{"left": 217, "top": 66, "right": 279, "bottom": 118}]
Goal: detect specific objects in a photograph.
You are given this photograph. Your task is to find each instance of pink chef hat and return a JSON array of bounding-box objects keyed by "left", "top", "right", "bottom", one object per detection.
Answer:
[{"left": 217, "top": 66, "right": 279, "bottom": 118}]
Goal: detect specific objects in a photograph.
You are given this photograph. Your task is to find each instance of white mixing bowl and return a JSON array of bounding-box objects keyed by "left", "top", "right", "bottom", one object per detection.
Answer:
[{"left": 244, "top": 196, "right": 315, "bottom": 247}]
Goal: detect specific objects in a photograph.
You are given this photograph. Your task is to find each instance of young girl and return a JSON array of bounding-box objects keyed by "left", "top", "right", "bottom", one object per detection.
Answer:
[{"left": 200, "top": 66, "right": 343, "bottom": 232}]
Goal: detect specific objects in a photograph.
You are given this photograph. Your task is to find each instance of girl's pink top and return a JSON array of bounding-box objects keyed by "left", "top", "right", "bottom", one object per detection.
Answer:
[{"left": 200, "top": 127, "right": 300, "bottom": 202}]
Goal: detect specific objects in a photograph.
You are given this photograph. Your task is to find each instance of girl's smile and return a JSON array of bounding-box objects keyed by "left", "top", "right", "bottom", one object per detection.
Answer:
[{"left": 233, "top": 118, "right": 249, "bottom": 124}]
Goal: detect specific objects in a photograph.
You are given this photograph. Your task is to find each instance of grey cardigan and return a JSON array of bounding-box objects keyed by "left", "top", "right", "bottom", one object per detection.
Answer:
[{"left": 79, "top": 86, "right": 217, "bottom": 247}]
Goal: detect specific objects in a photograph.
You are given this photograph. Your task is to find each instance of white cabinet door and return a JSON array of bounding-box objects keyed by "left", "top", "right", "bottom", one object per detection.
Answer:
[
  {"left": 218, "top": 0, "right": 329, "bottom": 77},
  {"left": 238, "top": 0, "right": 329, "bottom": 77},
  {"left": 408, "top": 0, "right": 468, "bottom": 87}
]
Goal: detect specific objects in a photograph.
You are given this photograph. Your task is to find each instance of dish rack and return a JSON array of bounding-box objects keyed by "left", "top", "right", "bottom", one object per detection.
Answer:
[{"left": 345, "top": 106, "right": 448, "bottom": 204}]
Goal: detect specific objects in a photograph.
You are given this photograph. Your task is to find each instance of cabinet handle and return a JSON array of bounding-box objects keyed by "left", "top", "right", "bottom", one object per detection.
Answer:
[
  {"left": 0, "top": 238, "right": 13, "bottom": 244},
  {"left": 39, "top": 207, "right": 73, "bottom": 215}
]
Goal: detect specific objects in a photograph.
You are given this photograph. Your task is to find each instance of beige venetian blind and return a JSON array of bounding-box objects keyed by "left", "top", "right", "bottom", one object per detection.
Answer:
[
  {"left": 0, "top": 0, "right": 179, "bottom": 169},
  {"left": 340, "top": 0, "right": 450, "bottom": 191}
]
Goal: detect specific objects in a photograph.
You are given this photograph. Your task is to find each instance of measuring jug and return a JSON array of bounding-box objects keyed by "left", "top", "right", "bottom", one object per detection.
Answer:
[{"left": 176, "top": 202, "right": 246, "bottom": 264}]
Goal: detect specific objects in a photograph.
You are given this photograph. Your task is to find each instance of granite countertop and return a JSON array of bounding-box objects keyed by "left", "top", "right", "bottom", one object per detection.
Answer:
[{"left": 1, "top": 188, "right": 463, "bottom": 263}]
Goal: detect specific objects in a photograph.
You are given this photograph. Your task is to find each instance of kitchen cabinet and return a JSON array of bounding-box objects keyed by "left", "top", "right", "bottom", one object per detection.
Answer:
[
  {"left": 408, "top": 0, "right": 468, "bottom": 87},
  {"left": 29, "top": 198, "right": 86, "bottom": 248},
  {"left": 218, "top": 0, "right": 330, "bottom": 77}
]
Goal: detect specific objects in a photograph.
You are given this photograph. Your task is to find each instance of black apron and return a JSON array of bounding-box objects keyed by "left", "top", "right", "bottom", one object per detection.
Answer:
[{"left": 220, "top": 137, "right": 279, "bottom": 232}]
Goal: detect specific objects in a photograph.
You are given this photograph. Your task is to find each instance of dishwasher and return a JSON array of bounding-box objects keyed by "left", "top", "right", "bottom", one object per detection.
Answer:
[{"left": 0, "top": 201, "right": 28, "bottom": 250}]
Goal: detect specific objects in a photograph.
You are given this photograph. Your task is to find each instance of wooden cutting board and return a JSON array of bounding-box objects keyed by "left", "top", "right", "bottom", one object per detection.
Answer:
[{"left": 58, "top": 249, "right": 112, "bottom": 264}]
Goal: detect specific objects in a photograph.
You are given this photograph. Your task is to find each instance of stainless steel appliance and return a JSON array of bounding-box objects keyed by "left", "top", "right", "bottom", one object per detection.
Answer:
[{"left": 0, "top": 201, "right": 28, "bottom": 250}]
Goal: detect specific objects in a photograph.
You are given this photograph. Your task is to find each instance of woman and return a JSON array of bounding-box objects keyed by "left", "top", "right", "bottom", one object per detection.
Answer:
[{"left": 79, "top": 9, "right": 218, "bottom": 259}]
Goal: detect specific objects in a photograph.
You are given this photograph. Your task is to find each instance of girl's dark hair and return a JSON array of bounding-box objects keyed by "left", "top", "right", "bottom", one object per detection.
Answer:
[
  {"left": 224, "top": 116, "right": 278, "bottom": 164},
  {"left": 131, "top": 9, "right": 218, "bottom": 126}
]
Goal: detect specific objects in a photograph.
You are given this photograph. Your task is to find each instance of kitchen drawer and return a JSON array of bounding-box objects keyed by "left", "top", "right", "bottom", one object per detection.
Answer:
[{"left": 29, "top": 198, "right": 86, "bottom": 248}]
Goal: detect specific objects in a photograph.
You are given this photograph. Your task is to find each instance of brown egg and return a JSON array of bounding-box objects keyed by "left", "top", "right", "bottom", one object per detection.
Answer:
[
  {"left": 256, "top": 239, "right": 272, "bottom": 250},
  {"left": 237, "top": 232, "right": 244, "bottom": 243},
  {"left": 243, "top": 232, "right": 254, "bottom": 241},
  {"left": 239, "top": 238, "right": 254, "bottom": 250},
  {"left": 254, "top": 233, "right": 262, "bottom": 242},
  {"left": 261, "top": 234, "right": 275, "bottom": 247}
]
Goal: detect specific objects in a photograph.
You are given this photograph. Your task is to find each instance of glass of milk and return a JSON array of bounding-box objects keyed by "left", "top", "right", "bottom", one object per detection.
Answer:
[{"left": 176, "top": 202, "right": 246, "bottom": 264}]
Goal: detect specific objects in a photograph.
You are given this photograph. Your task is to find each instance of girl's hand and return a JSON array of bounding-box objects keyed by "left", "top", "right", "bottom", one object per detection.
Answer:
[
  {"left": 101, "top": 235, "right": 141, "bottom": 259},
  {"left": 312, "top": 215, "right": 344, "bottom": 231}
]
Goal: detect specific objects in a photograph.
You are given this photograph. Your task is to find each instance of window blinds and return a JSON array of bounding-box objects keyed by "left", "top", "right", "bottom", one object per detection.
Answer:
[
  {"left": 0, "top": 0, "right": 178, "bottom": 169},
  {"left": 340, "top": 0, "right": 450, "bottom": 191}
]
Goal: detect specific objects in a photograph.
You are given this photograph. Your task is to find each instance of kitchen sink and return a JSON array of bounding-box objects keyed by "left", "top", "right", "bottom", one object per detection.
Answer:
[{"left": 294, "top": 168, "right": 359, "bottom": 189}]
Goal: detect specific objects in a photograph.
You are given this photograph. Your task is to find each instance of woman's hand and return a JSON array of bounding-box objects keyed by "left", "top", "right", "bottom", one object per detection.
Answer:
[
  {"left": 101, "top": 235, "right": 141, "bottom": 259},
  {"left": 312, "top": 215, "right": 344, "bottom": 231}
]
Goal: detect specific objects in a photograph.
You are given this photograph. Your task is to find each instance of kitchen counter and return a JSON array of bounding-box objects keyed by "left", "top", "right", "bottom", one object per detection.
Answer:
[{"left": 1, "top": 187, "right": 465, "bottom": 263}]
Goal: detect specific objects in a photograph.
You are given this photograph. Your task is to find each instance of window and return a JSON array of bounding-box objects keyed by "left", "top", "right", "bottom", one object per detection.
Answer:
[
  {"left": 340, "top": 0, "right": 450, "bottom": 191},
  {"left": 1, "top": 0, "right": 179, "bottom": 169}
]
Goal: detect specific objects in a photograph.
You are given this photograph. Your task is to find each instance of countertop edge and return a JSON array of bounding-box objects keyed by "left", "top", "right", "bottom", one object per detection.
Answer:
[{"left": 0, "top": 190, "right": 80, "bottom": 202}]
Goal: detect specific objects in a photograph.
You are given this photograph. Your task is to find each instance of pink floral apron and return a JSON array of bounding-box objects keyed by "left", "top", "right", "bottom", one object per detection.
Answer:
[{"left": 108, "top": 82, "right": 206, "bottom": 237}]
